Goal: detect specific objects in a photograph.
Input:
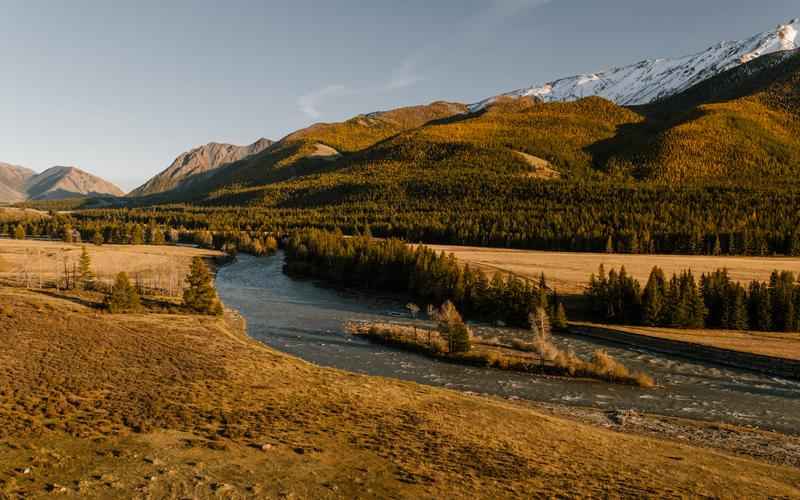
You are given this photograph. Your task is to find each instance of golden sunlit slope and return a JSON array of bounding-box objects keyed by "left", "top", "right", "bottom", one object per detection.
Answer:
[
  {"left": 147, "top": 101, "right": 468, "bottom": 202},
  {"left": 198, "top": 95, "right": 644, "bottom": 207},
  {"left": 606, "top": 49, "right": 800, "bottom": 182}
]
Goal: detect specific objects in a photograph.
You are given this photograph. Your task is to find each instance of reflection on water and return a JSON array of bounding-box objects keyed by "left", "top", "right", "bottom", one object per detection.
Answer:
[{"left": 217, "top": 253, "right": 800, "bottom": 434}]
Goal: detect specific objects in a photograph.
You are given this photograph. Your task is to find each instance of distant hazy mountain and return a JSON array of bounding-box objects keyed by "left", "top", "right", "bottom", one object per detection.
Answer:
[
  {"left": 0, "top": 163, "right": 36, "bottom": 202},
  {"left": 128, "top": 138, "right": 273, "bottom": 197},
  {"left": 0, "top": 164, "right": 124, "bottom": 203},
  {"left": 470, "top": 18, "right": 799, "bottom": 110}
]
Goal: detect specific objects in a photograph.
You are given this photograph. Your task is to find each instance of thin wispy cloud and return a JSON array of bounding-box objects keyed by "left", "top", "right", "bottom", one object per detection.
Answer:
[
  {"left": 385, "top": 57, "right": 424, "bottom": 91},
  {"left": 297, "top": 85, "right": 349, "bottom": 119},
  {"left": 297, "top": 0, "right": 553, "bottom": 119}
]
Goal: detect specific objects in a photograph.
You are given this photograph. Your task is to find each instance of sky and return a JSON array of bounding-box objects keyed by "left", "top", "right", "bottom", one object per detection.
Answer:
[{"left": 0, "top": 0, "right": 798, "bottom": 191}]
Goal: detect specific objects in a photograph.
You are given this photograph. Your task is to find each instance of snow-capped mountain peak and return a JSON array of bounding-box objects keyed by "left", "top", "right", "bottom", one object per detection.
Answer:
[{"left": 470, "top": 18, "right": 800, "bottom": 111}]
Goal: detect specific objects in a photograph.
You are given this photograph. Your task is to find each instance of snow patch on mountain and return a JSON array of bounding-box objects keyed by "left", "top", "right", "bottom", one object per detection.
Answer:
[{"left": 470, "top": 18, "right": 800, "bottom": 111}]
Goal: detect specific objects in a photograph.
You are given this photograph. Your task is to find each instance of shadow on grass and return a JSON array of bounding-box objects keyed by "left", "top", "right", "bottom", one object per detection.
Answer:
[{"left": 30, "top": 288, "right": 187, "bottom": 314}]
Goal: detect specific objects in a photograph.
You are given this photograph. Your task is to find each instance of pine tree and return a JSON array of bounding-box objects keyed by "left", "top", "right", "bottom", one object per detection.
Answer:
[
  {"left": 712, "top": 235, "right": 722, "bottom": 256},
  {"left": 553, "top": 302, "right": 568, "bottom": 331},
  {"left": 13, "top": 225, "right": 25, "bottom": 240},
  {"left": 642, "top": 267, "right": 666, "bottom": 326},
  {"left": 731, "top": 285, "right": 748, "bottom": 331},
  {"left": 106, "top": 272, "right": 141, "bottom": 313},
  {"left": 92, "top": 231, "right": 104, "bottom": 246},
  {"left": 131, "top": 225, "right": 145, "bottom": 245},
  {"left": 63, "top": 224, "right": 74, "bottom": 243},
  {"left": 605, "top": 235, "right": 614, "bottom": 254},
  {"left": 748, "top": 281, "right": 772, "bottom": 331},
  {"left": 790, "top": 232, "right": 800, "bottom": 257},
  {"left": 150, "top": 227, "right": 165, "bottom": 245},
  {"left": 183, "top": 257, "right": 223, "bottom": 315},
  {"left": 77, "top": 247, "right": 95, "bottom": 290}
]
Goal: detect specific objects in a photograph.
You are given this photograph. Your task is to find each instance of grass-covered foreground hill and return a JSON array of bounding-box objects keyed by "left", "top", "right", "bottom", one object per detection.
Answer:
[{"left": 2, "top": 287, "right": 800, "bottom": 498}]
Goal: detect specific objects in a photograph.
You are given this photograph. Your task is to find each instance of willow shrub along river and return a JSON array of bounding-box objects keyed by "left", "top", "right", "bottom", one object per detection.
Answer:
[{"left": 217, "top": 253, "right": 800, "bottom": 434}]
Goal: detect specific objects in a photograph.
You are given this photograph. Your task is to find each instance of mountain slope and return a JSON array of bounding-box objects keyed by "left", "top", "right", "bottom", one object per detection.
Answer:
[
  {"left": 600, "top": 48, "right": 800, "bottom": 182},
  {"left": 188, "top": 48, "right": 800, "bottom": 207},
  {"left": 128, "top": 138, "right": 273, "bottom": 197},
  {"left": 471, "top": 18, "right": 798, "bottom": 110},
  {"left": 0, "top": 163, "right": 35, "bottom": 202},
  {"left": 24, "top": 166, "right": 124, "bottom": 200},
  {"left": 194, "top": 96, "right": 645, "bottom": 207},
  {"left": 149, "top": 101, "right": 469, "bottom": 202},
  {"left": 129, "top": 17, "right": 800, "bottom": 208}
]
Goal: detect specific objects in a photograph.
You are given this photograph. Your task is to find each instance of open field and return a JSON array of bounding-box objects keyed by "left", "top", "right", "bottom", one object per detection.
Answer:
[
  {"left": 426, "top": 244, "right": 800, "bottom": 294},
  {"left": 0, "top": 239, "right": 222, "bottom": 293},
  {"left": 2, "top": 288, "right": 800, "bottom": 498},
  {"left": 574, "top": 322, "right": 800, "bottom": 361}
]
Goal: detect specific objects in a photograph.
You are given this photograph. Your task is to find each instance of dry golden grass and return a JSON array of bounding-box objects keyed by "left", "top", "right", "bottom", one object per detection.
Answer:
[
  {"left": 425, "top": 244, "right": 800, "bottom": 295},
  {"left": 0, "top": 239, "right": 222, "bottom": 291},
  {"left": 2, "top": 287, "right": 800, "bottom": 498},
  {"left": 576, "top": 322, "right": 800, "bottom": 361}
]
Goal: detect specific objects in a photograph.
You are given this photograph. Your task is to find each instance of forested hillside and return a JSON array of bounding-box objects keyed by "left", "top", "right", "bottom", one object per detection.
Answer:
[{"left": 605, "top": 49, "right": 800, "bottom": 182}]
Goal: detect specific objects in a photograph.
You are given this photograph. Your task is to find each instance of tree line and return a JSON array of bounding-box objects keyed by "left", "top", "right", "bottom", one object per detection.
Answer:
[
  {"left": 586, "top": 265, "right": 800, "bottom": 332},
  {"left": 284, "top": 229, "right": 567, "bottom": 328},
  {"left": 1, "top": 216, "right": 277, "bottom": 256},
  {"left": 19, "top": 180, "right": 798, "bottom": 257}
]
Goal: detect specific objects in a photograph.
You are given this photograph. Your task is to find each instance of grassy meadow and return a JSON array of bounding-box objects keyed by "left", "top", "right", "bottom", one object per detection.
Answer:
[
  {"left": 0, "top": 239, "right": 222, "bottom": 293},
  {"left": 2, "top": 286, "right": 800, "bottom": 498}
]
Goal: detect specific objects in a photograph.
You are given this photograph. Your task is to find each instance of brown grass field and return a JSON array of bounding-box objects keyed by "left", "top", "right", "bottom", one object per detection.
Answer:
[
  {"left": 0, "top": 239, "right": 222, "bottom": 293},
  {"left": 426, "top": 244, "right": 800, "bottom": 295},
  {"left": 1, "top": 287, "right": 800, "bottom": 498},
  {"left": 575, "top": 322, "right": 800, "bottom": 361}
]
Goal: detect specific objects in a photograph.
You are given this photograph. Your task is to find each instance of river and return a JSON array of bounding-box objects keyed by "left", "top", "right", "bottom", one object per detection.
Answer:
[{"left": 217, "top": 253, "right": 800, "bottom": 434}]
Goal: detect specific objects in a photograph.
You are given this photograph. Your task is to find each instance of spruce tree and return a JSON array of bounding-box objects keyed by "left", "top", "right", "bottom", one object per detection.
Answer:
[
  {"left": 131, "top": 225, "right": 145, "bottom": 245},
  {"left": 642, "top": 267, "right": 666, "bottom": 326},
  {"left": 731, "top": 285, "right": 748, "bottom": 331},
  {"left": 183, "top": 257, "right": 223, "bottom": 315},
  {"left": 62, "top": 224, "right": 74, "bottom": 243},
  {"left": 553, "top": 302, "right": 568, "bottom": 331},
  {"left": 77, "top": 247, "right": 95, "bottom": 290},
  {"left": 605, "top": 235, "right": 614, "bottom": 254},
  {"left": 106, "top": 272, "right": 141, "bottom": 313},
  {"left": 712, "top": 235, "right": 722, "bottom": 256},
  {"left": 151, "top": 227, "right": 165, "bottom": 245},
  {"left": 748, "top": 281, "right": 772, "bottom": 331}
]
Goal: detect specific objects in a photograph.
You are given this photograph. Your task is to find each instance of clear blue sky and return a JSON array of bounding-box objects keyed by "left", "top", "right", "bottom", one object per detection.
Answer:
[{"left": 1, "top": 0, "right": 797, "bottom": 191}]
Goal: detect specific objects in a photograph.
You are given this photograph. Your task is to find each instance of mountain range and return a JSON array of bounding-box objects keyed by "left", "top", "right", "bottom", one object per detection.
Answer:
[
  {"left": 128, "top": 138, "right": 273, "bottom": 197},
  {"left": 470, "top": 18, "right": 798, "bottom": 110},
  {"left": 0, "top": 164, "right": 124, "bottom": 203},
  {"left": 122, "top": 17, "right": 800, "bottom": 208},
  {"left": 4, "top": 17, "right": 799, "bottom": 207}
]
